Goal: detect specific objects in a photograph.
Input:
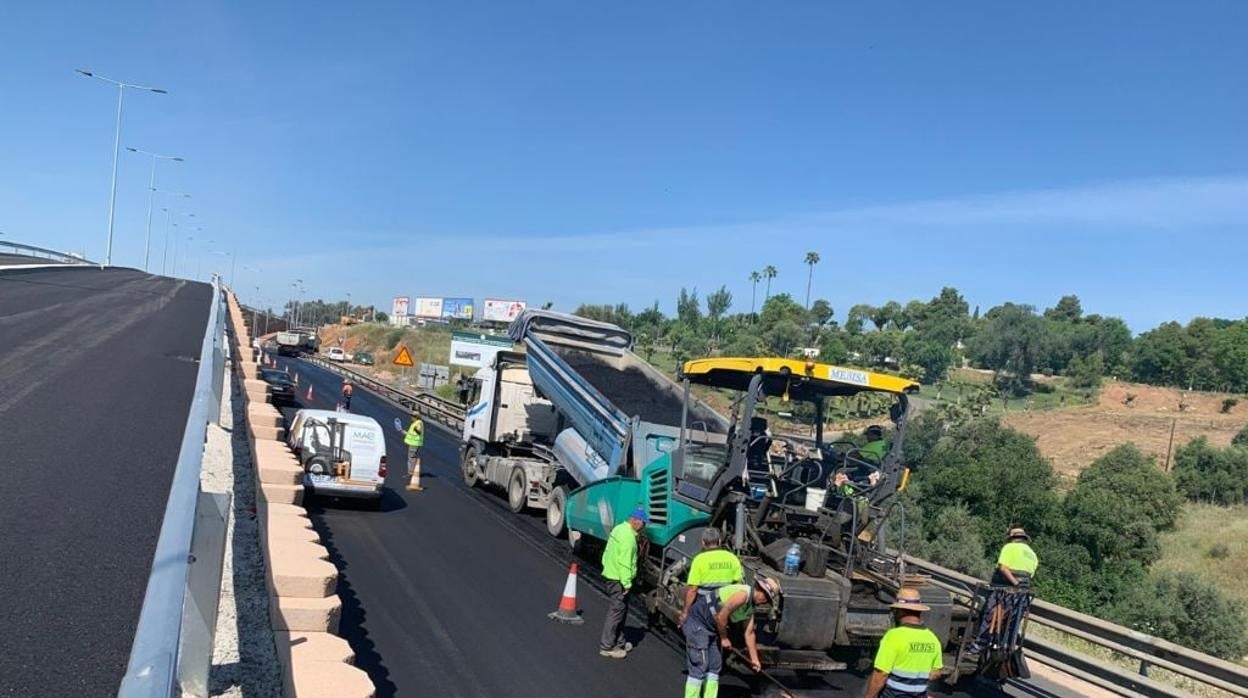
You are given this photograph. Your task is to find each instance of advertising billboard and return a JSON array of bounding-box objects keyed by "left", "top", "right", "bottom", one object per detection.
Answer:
[
  {"left": 391, "top": 296, "right": 410, "bottom": 318},
  {"left": 449, "top": 330, "right": 514, "bottom": 369},
  {"left": 413, "top": 297, "right": 443, "bottom": 319},
  {"left": 482, "top": 298, "right": 527, "bottom": 324},
  {"left": 441, "top": 297, "right": 474, "bottom": 320}
]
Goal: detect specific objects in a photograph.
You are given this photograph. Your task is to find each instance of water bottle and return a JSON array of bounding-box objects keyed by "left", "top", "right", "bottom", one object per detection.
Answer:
[{"left": 784, "top": 543, "right": 801, "bottom": 576}]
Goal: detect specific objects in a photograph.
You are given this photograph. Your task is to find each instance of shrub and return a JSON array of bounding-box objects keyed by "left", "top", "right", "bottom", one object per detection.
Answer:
[
  {"left": 1107, "top": 571, "right": 1248, "bottom": 660},
  {"left": 1233, "top": 424, "right": 1248, "bottom": 448},
  {"left": 1207, "top": 542, "right": 1231, "bottom": 560},
  {"left": 1173, "top": 437, "right": 1248, "bottom": 505},
  {"left": 1221, "top": 398, "right": 1239, "bottom": 414}
]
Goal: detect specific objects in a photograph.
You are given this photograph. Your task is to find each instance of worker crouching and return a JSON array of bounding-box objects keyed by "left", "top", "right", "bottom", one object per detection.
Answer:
[{"left": 681, "top": 575, "right": 781, "bottom": 698}]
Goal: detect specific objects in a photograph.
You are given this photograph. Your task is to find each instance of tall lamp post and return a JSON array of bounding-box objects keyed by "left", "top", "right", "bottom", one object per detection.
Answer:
[
  {"left": 76, "top": 69, "right": 167, "bottom": 267},
  {"left": 125, "top": 148, "right": 183, "bottom": 272}
]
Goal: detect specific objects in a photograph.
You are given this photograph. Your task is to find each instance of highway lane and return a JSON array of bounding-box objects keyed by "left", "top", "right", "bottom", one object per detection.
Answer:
[
  {"left": 276, "top": 356, "right": 1078, "bottom": 698},
  {"left": 0, "top": 267, "right": 211, "bottom": 697}
]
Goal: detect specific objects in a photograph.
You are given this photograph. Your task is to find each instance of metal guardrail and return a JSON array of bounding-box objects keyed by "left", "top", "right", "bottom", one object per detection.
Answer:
[
  {"left": 904, "top": 555, "right": 1248, "bottom": 698},
  {"left": 299, "top": 356, "right": 467, "bottom": 430},
  {"left": 0, "top": 240, "right": 95, "bottom": 265},
  {"left": 297, "top": 353, "right": 1248, "bottom": 698},
  {"left": 117, "top": 276, "right": 231, "bottom": 698}
]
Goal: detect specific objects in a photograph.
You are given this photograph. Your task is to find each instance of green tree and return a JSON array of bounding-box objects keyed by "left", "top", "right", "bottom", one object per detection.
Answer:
[
  {"left": 748, "top": 271, "right": 762, "bottom": 315},
  {"left": 1233, "top": 424, "right": 1248, "bottom": 448},
  {"left": 705, "top": 285, "right": 733, "bottom": 343},
  {"left": 1044, "top": 294, "right": 1083, "bottom": 322},
  {"left": 762, "top": 265, "right": 778, "bottom": 302},
  {"left": 871, "top": 301, "right": 901, "bottom": 331},
  {"left": 809, "top": 299, "right": 834, "bottom": 328},
  {"left": 1131, "top": 321, "right": 1190, "bottom": 387},
  {"left": 1064, "top": 444, "right": 1182, "bottom": 566},
  {"left": 676, "top": 287, "right": 702, "bottom": 327},
  {"left": 1172, "top": 437, "right": 1248, "bottom": 505},
  {"left": 970, "top": 303, "right": 1045, "bottom": 395},
  {"left": 1108, "top": 571, "right": 1248, "bottom": 660},
  {"left": 803, "top": 251, "right": 820, "bottom": 310},
  {"left": 846, "top": 304, "right": 873, "bottom": 335}
]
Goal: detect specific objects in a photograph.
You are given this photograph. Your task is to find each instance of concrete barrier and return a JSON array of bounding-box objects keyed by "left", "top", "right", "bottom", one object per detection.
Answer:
[{"left": 224, "top": 291, "right": 373, "bottom": 697}]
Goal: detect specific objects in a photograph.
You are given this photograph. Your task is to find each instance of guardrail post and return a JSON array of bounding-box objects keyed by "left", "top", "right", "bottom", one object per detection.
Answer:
[
  {"left": 1139, "top": 659, "right": 1151, "bottom": 677},
  {"left": 177, "top": 491, "right": 230, "bottom": 696}
]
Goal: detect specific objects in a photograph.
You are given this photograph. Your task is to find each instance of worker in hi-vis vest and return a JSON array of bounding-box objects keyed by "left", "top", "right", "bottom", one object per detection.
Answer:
[
  {"left": 993, "top": 528, "right": 1038, "bottom": 587},
  {"left": 864, "top": 588, "right": 943, "bottom": 698},
  {"left": 403, "top": 411, "right": 424, "bottom": 491}
]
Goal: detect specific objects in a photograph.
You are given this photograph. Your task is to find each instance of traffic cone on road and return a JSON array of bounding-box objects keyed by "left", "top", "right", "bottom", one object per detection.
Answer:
[
  {"left": 293, "top": 372, "right": 299, "bottom": 384},
  {"left": 305, "top": 384, "right": 314, "bottom": 401},
  {"left": 406, "top": 459, "right": 424, "bottom": 491},
  {"left": 548, "top": 564, "right": 584, "bottom": 624}
]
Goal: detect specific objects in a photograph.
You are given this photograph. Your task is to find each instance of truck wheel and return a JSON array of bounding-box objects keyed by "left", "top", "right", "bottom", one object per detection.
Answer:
[
  {"left": 546, "top": 485, "right": 569, "bottom": 538},
  {"left": 507, "top": 467, "right": 528, "bottom": 513},
  {"left": 461, "top": 446, "right": 480, "bottom": 488}
]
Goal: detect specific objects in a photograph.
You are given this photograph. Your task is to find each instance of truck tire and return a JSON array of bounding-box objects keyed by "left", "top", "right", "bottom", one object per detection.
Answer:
[
  {"left": 546, "top": 485, "right": 569, "bottom": 538},
  {"left": 507, "top": 467, "right": 528, "bottom": 513},
  {"left": 461, "top": 445, "right": 480, "bottom": 488}
]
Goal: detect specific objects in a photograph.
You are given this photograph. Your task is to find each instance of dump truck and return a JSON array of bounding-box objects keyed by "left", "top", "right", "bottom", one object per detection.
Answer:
[
  {"left": 459, "top": 310, "right": 725, "bottom": 537},
  {"left": 275, "top": 329, "right": 319, "bottom": 356}
]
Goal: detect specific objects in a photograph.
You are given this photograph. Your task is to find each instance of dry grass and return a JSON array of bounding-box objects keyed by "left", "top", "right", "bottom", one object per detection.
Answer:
[{"left": 1155, "top": 503, "right": 1248, "bottom": 607}]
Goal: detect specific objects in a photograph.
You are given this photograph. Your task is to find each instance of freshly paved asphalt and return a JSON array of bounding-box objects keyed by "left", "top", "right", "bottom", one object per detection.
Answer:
[
  {"left": 0, "top": 267, "right": 211, "bottom": 697},
  {"left": 276, "top": 357, "right": 1080, "bottom": 698}
]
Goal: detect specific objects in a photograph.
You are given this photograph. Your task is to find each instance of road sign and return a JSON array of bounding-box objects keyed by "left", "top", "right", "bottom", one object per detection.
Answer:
[{"left": 393, "top": 345, "right": 415, "bottom": 367}]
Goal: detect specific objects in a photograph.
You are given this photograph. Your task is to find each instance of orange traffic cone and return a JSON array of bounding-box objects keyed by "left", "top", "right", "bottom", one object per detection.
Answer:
[
  {"left": 305, "top": 384, "right": 314, "bottom": 401},
  {"left": 406, "top": 457, "right": 424, "bottom": 492},
  {"left": 548, "top": 563, "right": 584, "bottom": 624}
]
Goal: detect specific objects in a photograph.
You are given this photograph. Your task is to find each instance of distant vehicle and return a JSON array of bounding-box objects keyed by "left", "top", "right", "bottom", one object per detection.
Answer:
[
  {"left": 259, "top": 368, "right": 296, "bottom": 404},
  {"left": 287, "top": 409, "right": 386, "bottom": 507},
  {"left": 325, "top": 347, "right": 347, "bottom": 362},
  {"left": 352, "top": 351, "right": 374, "bottom": 366},
  {"left": 276, "top": 330, "right": 319, "bottom": 356}
]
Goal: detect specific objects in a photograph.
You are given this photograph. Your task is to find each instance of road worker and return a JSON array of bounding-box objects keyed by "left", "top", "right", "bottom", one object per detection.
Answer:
[
  {"left": 679, "top": 528, "right": 743, "bottom": 626},
  {"left": 340, "top": 380, "right": 354, "bottom": 411},
  {"left": 599, "top": 508, "right": 648, "bottom": 659},
  {"left": 864, "top": 587, "right": 943, "bottom": 698},
  {"left": 403, "top": 410, "right": 424, "bottom": 491},
  {"left": 681, "top": 575, "right": 781, "bottom": 698},
  {"left": 858, "top": 425, "right": 889, "bottom": 464},
  {"left": 993, "top": 528, "right": 1038, "bottom": 588}
]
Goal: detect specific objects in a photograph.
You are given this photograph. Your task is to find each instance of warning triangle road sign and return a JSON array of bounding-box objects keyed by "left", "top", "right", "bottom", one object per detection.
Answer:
[{"left": 393, "top": 345, "right": 415, "bottom": 367}]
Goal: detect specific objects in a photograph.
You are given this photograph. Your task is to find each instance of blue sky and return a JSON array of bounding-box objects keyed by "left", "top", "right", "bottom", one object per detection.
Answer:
[{"left": 1, "top": 1, "right": 1245, "bottom": 332}]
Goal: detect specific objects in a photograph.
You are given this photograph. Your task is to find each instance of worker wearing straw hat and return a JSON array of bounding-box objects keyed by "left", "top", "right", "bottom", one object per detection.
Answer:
[
  {"left": 864, "top": 588, "right": 943, "bottom": 698},
  {"left": 993, "top": 527, "right": 1038, "bottom": 588}
]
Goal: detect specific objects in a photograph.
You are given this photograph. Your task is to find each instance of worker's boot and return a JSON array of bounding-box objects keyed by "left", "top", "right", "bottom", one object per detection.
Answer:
[
  {"left": 684, "top": 679, "right": 702, "bottom": 698},
  {"left": 703, "top": 676, "right": 719, "bottom": 698}
]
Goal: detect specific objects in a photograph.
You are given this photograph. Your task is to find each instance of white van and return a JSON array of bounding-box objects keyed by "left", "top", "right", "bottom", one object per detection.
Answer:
[{"left": 287, "top": 409, "right": 387, "bottom": 506}]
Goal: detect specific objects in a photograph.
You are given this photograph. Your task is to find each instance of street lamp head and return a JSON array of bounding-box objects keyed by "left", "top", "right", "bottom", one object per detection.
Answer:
[
  {"left": 172, "top": 157, "right": 185, "bottom": 162},
  {"left": 149, "top": 88, "right": 168, "bottom": 94},
  {"left": 75, "top": 69, "right": 94, "bottom": 77},
  {"left": 125, "top": 147, "right": 138, "bottom": 153}
]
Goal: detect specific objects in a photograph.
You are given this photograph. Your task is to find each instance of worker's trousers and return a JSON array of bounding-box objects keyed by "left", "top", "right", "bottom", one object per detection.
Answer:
[
  {"left": 406, "top": 446, "right": 421, "bottom": 475},
  {"left": 682, "top": 590, "right": 722, "bottom": 698},
  {"left": 599, "top": 581, "right": 629, "bottom": 650}
]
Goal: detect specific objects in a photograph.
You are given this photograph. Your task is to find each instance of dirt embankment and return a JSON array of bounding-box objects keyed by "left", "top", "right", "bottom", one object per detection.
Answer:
[{"left": 1005, "top": 380, "right": 1245, "bottom": 477}]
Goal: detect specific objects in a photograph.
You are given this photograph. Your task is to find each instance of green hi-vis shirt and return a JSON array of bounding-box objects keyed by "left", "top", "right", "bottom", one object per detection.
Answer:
[
  {"left": 601, "top": 522, "right": 639, "bottom": 589},
  {"left": 404, "top": 418, "right": 424, "bottom": 447},
  {"left": 717, "top": 584, "right": 754, "bottom": 624},
  {"left": 859, "top": 438, "right": 889, "bottom": 463},
  {"left": 687, "top": 549, "right": 743, "bottom": 588},
  {"left": 997, "top": 542, "right": 1039, "bottom": 575},
  {"left": 873, "top": 623, "right": 943, "bottom": 695}
]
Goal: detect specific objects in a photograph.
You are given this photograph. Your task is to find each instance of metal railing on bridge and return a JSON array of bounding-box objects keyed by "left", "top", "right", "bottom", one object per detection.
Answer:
[
  {"left": 295, "top": 353, "right": 1248, "bottom": 698},
  {"left": 0, "top": 240, "right": 96, "bottom": 265},
  {"left": 117, "top": 276, "right": 230, "bottom": 698}
]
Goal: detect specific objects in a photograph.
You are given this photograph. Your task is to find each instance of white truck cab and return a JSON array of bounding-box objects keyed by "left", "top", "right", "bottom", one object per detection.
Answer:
[
  {"left": 461, "top": 351, "right": 568, "bottom": 533},
  {"left": 288, "top": 409, "right": 387, "bottom": 507}
]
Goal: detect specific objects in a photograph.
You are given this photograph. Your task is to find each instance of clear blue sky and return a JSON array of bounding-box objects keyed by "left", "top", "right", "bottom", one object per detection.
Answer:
[{"left": 2, "top": 1, "right": 1245, "bottom": 332}]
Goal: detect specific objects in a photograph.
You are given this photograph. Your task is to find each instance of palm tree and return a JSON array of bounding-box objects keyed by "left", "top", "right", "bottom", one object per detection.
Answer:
[
  {"left": 749, "top": 271, "right": 762, "bottom": 314},
  {"left": 803, "top": 251, "right": 820, "bottom": 310},
  {"left": 763, "top": 265, "right": 778, "bottom": 303}
]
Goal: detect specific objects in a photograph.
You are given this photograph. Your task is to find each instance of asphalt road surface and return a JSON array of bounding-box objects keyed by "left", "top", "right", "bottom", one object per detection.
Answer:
[
  {"left": 0, "top": 267, "right": 211, "bottom": 697},
  {"left": 275, "top": 357, "right": 1085, "bottom": 698}
]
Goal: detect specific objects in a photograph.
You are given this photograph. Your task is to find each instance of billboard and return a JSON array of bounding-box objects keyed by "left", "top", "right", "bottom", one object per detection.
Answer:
[
  {"left": 413, "top": 297, "right": 443, "bottom": 319},
  {"left": 441, "top": 297, "right": 474, "bottom": 321},
  {"left": 449, "top": 330, "right": 513, "bottom": 369},
  {"left": 391, "top": 296, "right": 409, "bottom": 318},
  {"left": 482, "top": 298, "right": 527, "bottom": 324}
]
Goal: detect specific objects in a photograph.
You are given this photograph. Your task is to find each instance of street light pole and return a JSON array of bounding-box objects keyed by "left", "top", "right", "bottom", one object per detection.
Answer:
[
  {"left": 76, "top": 70, "right": 168, "bottom": 266},
  {"left": 126, "top": 148, "right": 183, "bottom": 272}
]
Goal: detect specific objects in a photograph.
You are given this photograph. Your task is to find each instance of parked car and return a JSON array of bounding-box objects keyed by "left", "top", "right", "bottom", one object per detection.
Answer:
[
  {"left": 259, "top": 368, "right": 296, "bottom": 404},
  {"left": 352, "top": 351, "right": 374, "bottom": 366},
  {"left": 325, "top": 347, "right": 347, "bottom": 362},
  {"left": 286, "top": 409, "right": 386, "bottom": 507}
]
